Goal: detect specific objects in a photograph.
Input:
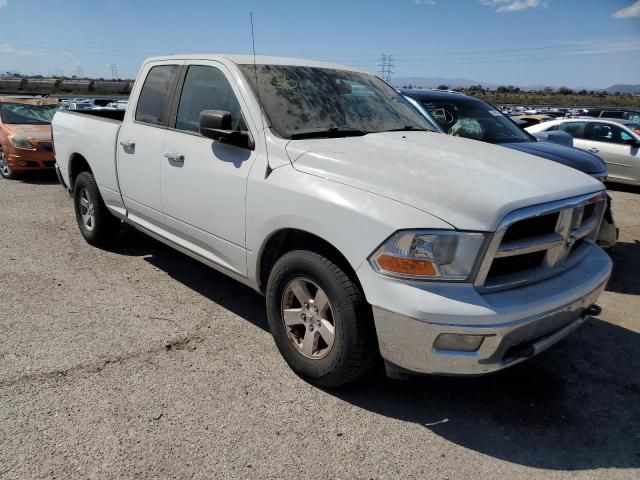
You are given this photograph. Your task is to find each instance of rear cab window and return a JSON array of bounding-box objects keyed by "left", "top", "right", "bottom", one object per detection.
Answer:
[{"left": 135, "top": 64, "right": 181, "bottom": 126}]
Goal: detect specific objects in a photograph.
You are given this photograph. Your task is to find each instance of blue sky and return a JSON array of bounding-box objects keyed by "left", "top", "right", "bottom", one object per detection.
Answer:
[{"left": 0, "top": 0, "right": 639, "bottom": 88}]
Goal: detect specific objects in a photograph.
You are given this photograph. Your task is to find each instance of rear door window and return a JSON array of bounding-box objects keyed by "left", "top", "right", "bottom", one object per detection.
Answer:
[
  {"left": 584, "top": 122, "right": 628, "bottom": 144},
  {"left": 175, "top": 65, "right": 245, "bottom": 133},
  {"left": 135, "top": 65, "right": 181, "bottom": 126}
]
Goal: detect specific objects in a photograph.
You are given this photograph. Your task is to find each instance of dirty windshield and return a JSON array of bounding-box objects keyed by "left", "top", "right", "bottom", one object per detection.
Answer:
[
  {"left": 239, "top": 64, "right": 433, "bottom": 139},
  {"left": 0, "top": 103, "right": 60, "bottom": 124}
]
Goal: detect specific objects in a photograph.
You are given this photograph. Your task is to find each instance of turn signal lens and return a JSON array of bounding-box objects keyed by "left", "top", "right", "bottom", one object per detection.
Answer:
[{"left": 376, "top": 254, "right": 437, "bottom": 277}]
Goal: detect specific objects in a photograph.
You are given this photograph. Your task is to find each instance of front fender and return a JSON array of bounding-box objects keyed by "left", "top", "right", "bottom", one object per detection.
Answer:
[{"left": 245, "top": 165, "right": 453, "bottom": 286}]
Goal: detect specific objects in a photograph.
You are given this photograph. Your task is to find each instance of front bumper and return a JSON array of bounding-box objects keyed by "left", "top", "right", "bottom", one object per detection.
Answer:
[
  {"left": 360, "top": 244, "right": 612, "bottom": 376},
  {"left": 5, "top": 151, "right": 55, "bottom": 171}
]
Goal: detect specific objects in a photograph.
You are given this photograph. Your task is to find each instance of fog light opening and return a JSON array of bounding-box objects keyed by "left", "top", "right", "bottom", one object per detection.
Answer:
[
  {"left": 434, "top": 333, "right": 484, "bottom": 352},
  {"left": 18, "top": 160, "right": 28, "bottom": 167}
]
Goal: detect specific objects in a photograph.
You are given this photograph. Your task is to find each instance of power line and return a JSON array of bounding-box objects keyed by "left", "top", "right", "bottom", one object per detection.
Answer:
[{"left": 298, "top": 40, "right": 640, "bottom": 60}]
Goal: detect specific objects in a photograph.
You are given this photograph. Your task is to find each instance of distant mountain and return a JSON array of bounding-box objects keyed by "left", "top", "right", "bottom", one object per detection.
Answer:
[
  {"left": 393, "top": 76, "right": 640, "bottom": 94},
  {"left": 606, "top": 84, "right": 640, "bottom": 94},
  {"left": 392, "top": 76, "right": 499, "bottom": 90}
]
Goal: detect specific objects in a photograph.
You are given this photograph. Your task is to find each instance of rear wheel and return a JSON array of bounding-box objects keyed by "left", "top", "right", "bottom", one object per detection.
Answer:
[
  {"left": 0, "top": 150, "right": 17, "bottom": 179},
  {"left": 73, "top": 172, "right": 120, "bottom": 247},
  {"left": 266, "top": 250, "right": 377, "bottom": 387}
]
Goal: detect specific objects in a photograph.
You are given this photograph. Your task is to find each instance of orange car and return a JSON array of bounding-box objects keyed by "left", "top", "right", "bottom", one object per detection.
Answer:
[{"left": 0, "top": 96, "right": 60, "bottom": 179}]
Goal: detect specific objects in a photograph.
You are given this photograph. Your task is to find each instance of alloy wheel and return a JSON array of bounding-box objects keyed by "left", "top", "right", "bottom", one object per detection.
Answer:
[
  {"left": 280, "top": 277, "right": 336, "bottom": 359},
  {"left": 79, "top": 188, "right": 96, "bottom": 232},
  {"left": 0, "top": 151, "right": 11, "bottom": 177}
]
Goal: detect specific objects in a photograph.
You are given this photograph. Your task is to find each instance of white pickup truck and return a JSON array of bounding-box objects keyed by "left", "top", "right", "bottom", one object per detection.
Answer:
[{"left": 52, "top": 55, "right": 612, "bottom": 386}]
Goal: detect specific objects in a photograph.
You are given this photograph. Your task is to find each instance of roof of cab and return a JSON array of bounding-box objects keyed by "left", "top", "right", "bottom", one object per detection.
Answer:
[{"left": 143, "top": 54, "right": 365, "bottom": 73}]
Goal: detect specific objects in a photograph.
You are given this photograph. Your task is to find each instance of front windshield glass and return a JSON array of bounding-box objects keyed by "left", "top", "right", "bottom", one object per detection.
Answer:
[
  {"left": 0, "top": 103, "right": 60, "bottom": 124},
  {"left": 238, "top": 64, "right": 433, "bottom": 139},
  {"left": 418, "top": 97, "right": 532, "bottom": 144}
]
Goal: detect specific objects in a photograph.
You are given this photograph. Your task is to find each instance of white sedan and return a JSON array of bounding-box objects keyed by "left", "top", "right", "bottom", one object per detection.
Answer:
[{"left": 527, "top": 118, "right": 640, "bottom": 186}]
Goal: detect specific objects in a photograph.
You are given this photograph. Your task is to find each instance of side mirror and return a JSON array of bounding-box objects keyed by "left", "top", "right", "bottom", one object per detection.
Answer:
[
  {"left": 199, "top": 110, "right": 254, "bottom": 150},
  {"left": 623, "top": 138, "right": 640, "bottom": 147},
  {"left": 532, "top": 130, "right": 574, "bottom": 147}
]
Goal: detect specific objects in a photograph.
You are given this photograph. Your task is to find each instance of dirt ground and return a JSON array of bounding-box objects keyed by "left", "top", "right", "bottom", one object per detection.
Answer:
[{"left": 0, "top": 172, "right": 638, "bottom": 479}]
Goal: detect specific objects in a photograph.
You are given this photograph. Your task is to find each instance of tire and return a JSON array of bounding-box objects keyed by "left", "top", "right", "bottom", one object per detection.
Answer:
[
  {"left": 73, "top": 172, "right": 120, "bottom": 247},
  {"left": 266, "top": 250, "right": 377, "bottom": 387},
  {"left": 0, "top": 150, "right": 17, "bottom": 180}
]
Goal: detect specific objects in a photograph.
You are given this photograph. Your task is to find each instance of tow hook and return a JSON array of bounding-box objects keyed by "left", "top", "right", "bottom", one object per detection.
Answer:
[{"left": 585, "top": 304, "right": 602, "bottom": 317}]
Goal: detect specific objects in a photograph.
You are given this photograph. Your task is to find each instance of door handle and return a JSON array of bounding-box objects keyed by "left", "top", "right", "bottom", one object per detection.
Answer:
[
  {"left": 119, "top": 140, "right": 135, "bottom": 153},
  {"left": 164, "top": 151, "right": 185, "bottom": 165},
  {"left": 587, "top": 148, "right": 599, "bottom": 153}
]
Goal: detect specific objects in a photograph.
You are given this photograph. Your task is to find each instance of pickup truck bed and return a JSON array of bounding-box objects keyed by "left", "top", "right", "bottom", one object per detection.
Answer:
[{"left": 53, "top": 110, "right": 124, "bottom": 217}]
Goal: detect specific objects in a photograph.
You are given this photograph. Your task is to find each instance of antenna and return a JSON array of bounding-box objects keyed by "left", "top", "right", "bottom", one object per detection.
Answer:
[{"left": 251, "top": 13, "right": 272, "bottom": 178}]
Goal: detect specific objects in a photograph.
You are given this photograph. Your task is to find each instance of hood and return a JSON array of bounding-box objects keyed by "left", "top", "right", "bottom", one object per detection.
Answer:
[
  {"left": 502, "top": 141, "right": 606, "bottom": 175},
  {"left": 3, "top": 124, "right": 52, "bottom": 141},
  {"left": 286, "top": 132, "right": 602, "bottom": 231}
]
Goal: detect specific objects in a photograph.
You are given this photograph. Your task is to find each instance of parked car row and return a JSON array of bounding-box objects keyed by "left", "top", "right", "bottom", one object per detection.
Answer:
[
  {"left": 498, "top": 105, "right": 640, "bottom": 128},
  {"left": 62, "top": 98, "right": 129, "bottom": 111},
  {"left": 1, "top": 58, "right": 622, "bottom": 386}
]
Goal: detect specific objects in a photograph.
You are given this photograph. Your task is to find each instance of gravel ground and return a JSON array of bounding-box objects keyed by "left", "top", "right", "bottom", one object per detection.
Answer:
[{"left": 1, "top": 172, "right": 638, "bottom": 480}]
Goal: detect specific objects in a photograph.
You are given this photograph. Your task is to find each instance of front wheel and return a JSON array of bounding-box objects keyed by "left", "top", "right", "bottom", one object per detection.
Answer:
[
  {"left": 0, "top": 150, "right": 17, "bottom": 179},
  {"left": 266, "top": 250, "right": 377, "bottom": 387},
  {"left": 73, "top": 172, "right": 121, "bottom": 247}
]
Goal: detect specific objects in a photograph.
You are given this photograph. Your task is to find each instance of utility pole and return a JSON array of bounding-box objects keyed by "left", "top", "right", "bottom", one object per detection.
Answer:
[
  {"left": 110, "top": 64, "right": 119, "bottom": 80},
  {"left": 378, "top": 54, "right": 394, "bottom": 84}
]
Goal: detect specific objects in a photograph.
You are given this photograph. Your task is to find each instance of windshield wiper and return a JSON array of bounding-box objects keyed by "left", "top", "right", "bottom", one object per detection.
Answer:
[
  {"left": 377, "top": 125, "right": 434, "bottom": 133},
  {"left": 289, "top": 127, "right": 370, "bottom": 140}
]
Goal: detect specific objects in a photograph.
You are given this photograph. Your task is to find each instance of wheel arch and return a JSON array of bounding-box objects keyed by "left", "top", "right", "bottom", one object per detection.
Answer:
[
  {"left": 257, "top": 228, "right": 363, "bottom": 295},
  {"left": 68, "top": 153, "right": 92, "bottom": 190}
]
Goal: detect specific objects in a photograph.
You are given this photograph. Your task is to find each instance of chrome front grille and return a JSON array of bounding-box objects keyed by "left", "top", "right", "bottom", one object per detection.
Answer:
[{"left": 475, "top": 192, "right": 607, "bottom": 292}]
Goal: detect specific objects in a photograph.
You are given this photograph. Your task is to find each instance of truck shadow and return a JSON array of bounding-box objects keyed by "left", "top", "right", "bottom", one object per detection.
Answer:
[
  {"left": 112, "top": 225, "right": 270, "bottom": 332},
  {"left": 333, "top": 318, "right": 640, "bottom": 471},
  {"left": 606, "top": 240, "right": 640, "bottom": 295},
  {"left": 110, "top": 225, "right": 639, "bottom": 471},
  {"left": 606, "top": 182, "right": 640, "bottom": 195},
  {"left": 14, "top": 170, "right": 59, "bottom": 185}
]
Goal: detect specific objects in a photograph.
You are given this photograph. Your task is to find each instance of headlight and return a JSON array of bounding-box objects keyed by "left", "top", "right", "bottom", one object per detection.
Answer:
[
  {"left": 369, "top": 230, "right": 486, "bottom": 281},
  {"left": 9, "top": 136, "right": 36, "bottom": 150}
]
